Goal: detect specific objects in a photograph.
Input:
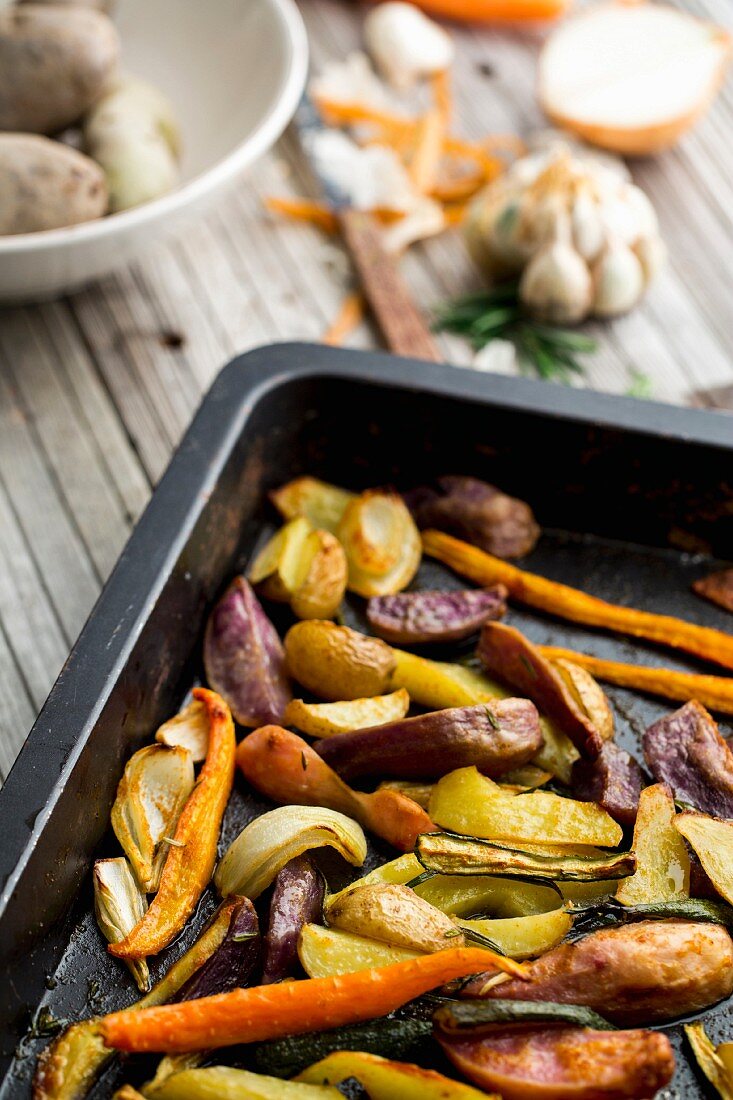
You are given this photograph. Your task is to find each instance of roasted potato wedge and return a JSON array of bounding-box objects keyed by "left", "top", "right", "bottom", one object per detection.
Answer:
[
  {"left": 270, "top": 477, "right": 355, "bottom": 533},
  {"left": 298, "top": 923, "right": 421, "bottom": 978},
  {"left": 458, "top": 909, "right": 572, "bottom": 960},
  {"left": 391, "top": 648, "right": 506, "bottom": 709},
  {"left": 249, "top": 517, "right": 312, "bottom": 601},
  {"left": 552, "top": 657, "right": 614, "bottom": 741},
  {"left": 283, "top": 689, "right": 410, "bottom": 738},
  {"left": 250, "top": 520, "right": 347, "bottom": 619},
  {"left": 337, "top": 491, "right": 422, "bottom": 596},
  {"left": 296, "top": 1051, "right": 491, "bottom": 1100},
  {"left": 616, "top": 783, "right": 689, "bottom": 905},
  {"left": 284, "top": 620, "right": 396, "bottom": 700},
  {"left": 675, "top": 811, "right": 733, "bottom": 905}
]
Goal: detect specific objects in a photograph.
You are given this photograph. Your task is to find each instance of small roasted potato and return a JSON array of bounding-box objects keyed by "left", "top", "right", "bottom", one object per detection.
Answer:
[
  {"left": 616, "top": 783, "right": 689, "bottom": 905},
  {"left": 84, "top": 75, "right": 180, "bottom": 213},
  {"left": 552, "top": 657, "right": 614, "bottom": 741},
  {"left": 325, "top": 883, "right": 459, "bottom": 953},
  {"left": 283, "top": 689, "right": 410, "bottom": 738},
  {"left": 250, "top": 519, "right": 347, "bottom": 619},
  {"left": 284, "top": 620, "right": 396, "bottom": 700},
  {"left": 249, "top": 516, "right": 312, "bottom": 602},
  {"left": 337, "top": 490, "right": 422, "bottom": 597},
  {"left": 0, "top": 135, "right": 107, "bottom": 235},
  {"left": 270, "top": 476, "right": 355, "bottom": 533},
  {"left": 0, "top": 5, "right": 119, "bottom": 134}
]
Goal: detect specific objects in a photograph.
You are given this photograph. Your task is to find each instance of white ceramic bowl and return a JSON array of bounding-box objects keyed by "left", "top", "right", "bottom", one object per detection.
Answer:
[{"left": 0, "top": 0, "right": 308, "bottom": 302}]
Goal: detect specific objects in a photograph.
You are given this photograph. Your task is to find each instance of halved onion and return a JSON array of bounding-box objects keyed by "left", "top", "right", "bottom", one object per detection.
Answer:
[
  {"left": 93, "top": 858, "right": 149, "bottom": 991},
  {"left": 214, "top": 805, "right": 367, "bottom": 900},
  {"left": 337, "top": 491, "right": 421, "bottom": 597},
  {"left": 110, "top": 744, "right": 194, "bottom": 893},
  {"left": 538, "top": 2, "right": 732, "bottom": 155}
]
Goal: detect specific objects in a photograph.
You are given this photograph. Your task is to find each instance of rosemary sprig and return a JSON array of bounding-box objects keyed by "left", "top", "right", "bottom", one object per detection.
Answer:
[{"left": 434, "top": 282, "right": 597, "bottom": 383}]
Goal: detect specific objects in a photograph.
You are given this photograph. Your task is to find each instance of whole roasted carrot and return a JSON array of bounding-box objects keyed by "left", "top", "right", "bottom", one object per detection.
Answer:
[
  {"left": 541, "top": 645, "right": 733, "bottom": 717},
  {"left": 423, "top": 530, "right": 733, "bottom": 673},
  {"left": 109, "top": 689, "right": 235, "bottom": 959},
  {"left": 402, "top": 0, "right": 571, "bottom": 20},
  {"left": 101, "top": 947, "right": 525, "bottom": 1053}
]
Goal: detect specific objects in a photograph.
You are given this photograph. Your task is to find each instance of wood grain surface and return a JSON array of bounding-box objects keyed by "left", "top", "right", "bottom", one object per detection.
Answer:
[{"left": 0, "top": 0, "right": 731, "bottom": 781}]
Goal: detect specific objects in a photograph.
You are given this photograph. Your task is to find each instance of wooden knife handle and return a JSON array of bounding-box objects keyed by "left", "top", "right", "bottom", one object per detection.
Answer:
[{"left": 338, "top": 208, "right": 441, "bottom": 362}]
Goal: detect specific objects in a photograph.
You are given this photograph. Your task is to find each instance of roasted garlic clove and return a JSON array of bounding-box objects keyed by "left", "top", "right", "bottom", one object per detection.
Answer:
[{"left": 155, "top": 698, "right": 209, "bottom": 763}]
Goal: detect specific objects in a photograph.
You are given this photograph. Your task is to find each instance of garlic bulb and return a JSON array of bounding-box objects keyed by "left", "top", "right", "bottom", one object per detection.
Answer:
[
  {"left": 465, "top": 137, "right": 665, "bottom": 323},
  {"left": 364, "top": 2, "right": 454, "bottom": 90}
]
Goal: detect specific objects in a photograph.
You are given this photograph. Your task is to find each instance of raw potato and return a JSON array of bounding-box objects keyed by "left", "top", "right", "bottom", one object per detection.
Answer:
[
  {"left": 0, "top": 5, "right": 119, "bottom": 134},
  {"left": 429, "top": 766, "right": 623, "bottom": 847},
  {"left": 84, "top": 75, "right": 180, "bottom": 213},
  {"left": 325, "top": 883, "right": 459, "bottom": 953},
  {"left": 283, "top": 689, "right": 410, "bottom": 738},
  {"left": 616, "top": 783, "right": 689, "bottom": 905},
  {"left": 298, "top": 922, "right": 421, "bottom": 979},
  {"left": 284, "top": 620, "right": 396, "bottom": 700},
  {"left": 0, "top": 134, "right": 107, "bottom": 235}
]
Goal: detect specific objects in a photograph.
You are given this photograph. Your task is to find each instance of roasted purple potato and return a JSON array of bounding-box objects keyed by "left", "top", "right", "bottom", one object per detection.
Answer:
[
  {"left": 462, "top": 920, "right": 733, "bottom": 1025},
  {"left": 315, "top": 698, "right": 543, "bottom": 781},
  {"left": 404, "top": 475, "right": 539, "bottom": 560},
  {"left": 478, "top": 622, "right": 603, "bottom": 758},
  {"left": 262, "top": 855, "right": 325, "bottom": 984},
  {"left": 643, "top": 699, "right": 733, "bottom": 818},
  {"left": 437, "top": 1023, "right": 675, "bottom": 1100},
  {"left": 366, "top": 586, "right": 507, "bottom": 644},
  {"left": 204, "top": 577, "right": 291, "bottom": 727},
  {"left": 572, "top": 742, "right": 643, "bottom": 826},
  {"left": 172, "top": 898, "right": 260, "bottom": 1001}
]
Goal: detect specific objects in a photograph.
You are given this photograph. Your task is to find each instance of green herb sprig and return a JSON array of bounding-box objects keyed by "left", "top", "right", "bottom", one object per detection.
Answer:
[{"left": 434, "top": 282, "right": 597, "bottom": 383}]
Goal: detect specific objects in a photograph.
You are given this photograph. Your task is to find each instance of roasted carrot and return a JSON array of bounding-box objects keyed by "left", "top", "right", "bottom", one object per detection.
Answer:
[
  {"left": 410, "top": 108, "right": 448, "bottom": 193},
  {"left": 422, "top": 530, "right": 733, "bottom": 673},
  {"left": 266, "top": 196, "right": 339, "bottom": 234},
  {"left": 109, "top": 689, "right": 235, "bottom": 959},
  {"left": 407, "top": 0, "right": 571, "bottom": 21},
  {"left": 101, "top": 947, "right": 526, "bottom": 1053},
  {"left": 237, "top": 725, "right": 435, "bottom": 851},
  {"left": 322, "top": 292, "right": 365, "bottom": 347},
  {"left": 541, "top": 645, "right": 733, "bottom": 717}
]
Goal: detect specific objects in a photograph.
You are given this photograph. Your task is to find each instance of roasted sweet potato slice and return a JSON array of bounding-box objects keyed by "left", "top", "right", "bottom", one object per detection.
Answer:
[
  {"left": 571, "top": 742, "right": 643, "bottom": 826},
  {"left": 437, "top": 1024, "right": 675, "bottom": 1100},
  {"left": 478, "top": 623, "right": 603, "bottom": 758},
  {"left": 367, "top": 586, "right": 507, "bottom": 644},
  {"left": 643, "top": 699, "right": 733, "bottom": 818}
]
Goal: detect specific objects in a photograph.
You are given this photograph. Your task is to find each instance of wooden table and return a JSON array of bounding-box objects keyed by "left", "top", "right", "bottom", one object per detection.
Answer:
[{"left": 0, "top": 0, "right": 731, "bottom": 782}]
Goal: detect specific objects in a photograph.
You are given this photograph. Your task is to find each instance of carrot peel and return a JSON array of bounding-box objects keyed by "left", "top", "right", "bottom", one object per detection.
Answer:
[{"left": 101, "top": 947, "right": 526, "bottom": 1053}]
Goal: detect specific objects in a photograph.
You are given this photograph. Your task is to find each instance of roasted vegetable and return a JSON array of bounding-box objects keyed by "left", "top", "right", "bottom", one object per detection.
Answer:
[
  {"left": 562, "top": 896, "right": 733, "bottom": 938},
  {"left": 457, "top": 910, "right": 572, "bottom": 959},
  {"left": 438, "top": 1023, "right": 674, "bottom": 1100},
  {"left": 675, "top": 811, "right": 733, "bottom": 906},
  {"left": 693, "top": 567, "right": 733, "bottom": 615},
  {"left": 172, "top": 898, "right": 260, "bottom": 1002},
  {"left": 325, "top": 883, "right": 459, "bottom": 953},
  {"left": 551, "top": 657, "right": 614, "bottom": 741},
  {"left": 110, "top": 689, "right": 235, "bottom": 959},
  {"left": 531, "top": 719, "right": 579, "bottom": 785},
  {"left": 298, "top": 923, "right": 422, "bottom": 977},
  {"left": 249, "top": 518, "right": 348, "bottom": 620},
  {"left": 33, "top": 899, "right": 240, "bottom": 1100},
  {"left": 685, "top": 1021, "right": 733, "bottom": 1100},
  {"left": 261, "top": 855, "right": 325, "bottom": 984},
  {"left": 145, "top": 1066, "right": 341, "bottom": 1099},
  {"left": 110, "top": 744, "right": 194, "bottom": 893},
  {"left": 270, "top": 477, "right": 355, "bottom": 534},
  {"left": 93, "top": 858, "right": 149, "bottom": 992},
  {"left": 296, "top": 1051, "right": 490, "bottom": 1099},
  {"left": 215, "top": 804, "right": 366, "bottom": 900},
  {"left": 254, "top": 1016, "right": 433, "bottom": 1079},
  {"left": 463, "top": 920, "right": 733, "bottom": 1024},
  {"left": 643, "top": 700, "right": 733, "bottom": 817},
  {"left": 336, "top": 490, "right": 422, "bottom": 596},
  {"left": 478, "top": 623, "right": 603, "bottom": 758},
  {"left": 315, "top": 698, "right": 543, "bottom": 781},
  {"left": 429, "top": 767, "right": 623, "bottom": 847},
  {"left": 434, "top": 998, "right": 615, "bottom": 1034},
  {"left": 416, "top": 832, "right": 635, "bottom": 883},
  {"left": 616, "top": 783, "right": 689, "bottom": 905},
  {"left": 367, "top": 586, "right": 507, "bottom": 644},
  {"left": 391, "top": 647, "right": 505, "bottom": 709},
  {"left": 283, "top": 689, "right": 409, "bottom": 738},
  {"left": 204, "top": 577, "right": 291, "bottom": 727},
  {"left": 101, "top": 947, "right": 523, "bottom": 1053},
  {"left": 0, "top": 135, "right": 107, "bottom": 235},
  {"left": 405, "top": 476, "right": 539, "bottom": 559},
  {"left": 379, "top": 779, "right": 434, "bottom": 809},
  {"left": 155, "top": 699, "right": 209, "bottom": 762},
  {"left": 571, "top": 742, "right": 643, "bottom": 826},
  {"left": 284, "top": 620, "right": 396, "bottom": 700},
  {"left": 541, "top": 644, "right": 733, "bottom": 717},
  {"left": 423, "top": 529, "right": 733, "bottom": 672},
  {"left": 236, "top": 725, "right": 434, "bottom": 851}
]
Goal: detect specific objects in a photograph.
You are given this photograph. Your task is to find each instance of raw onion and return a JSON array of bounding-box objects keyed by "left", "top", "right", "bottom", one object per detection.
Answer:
[{"left": 538, "top": 2, "right": 731, "bottom": 155}]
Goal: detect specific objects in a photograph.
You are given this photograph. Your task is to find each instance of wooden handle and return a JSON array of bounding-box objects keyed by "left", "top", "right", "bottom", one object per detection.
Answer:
[{"left": 338, "top": 209, "right": 442, "bottom": 362}]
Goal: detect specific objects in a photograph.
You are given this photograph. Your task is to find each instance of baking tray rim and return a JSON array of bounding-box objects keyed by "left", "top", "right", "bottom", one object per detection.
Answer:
[{"left": 2, "top": 339, "right": 731, "bottom": 922}]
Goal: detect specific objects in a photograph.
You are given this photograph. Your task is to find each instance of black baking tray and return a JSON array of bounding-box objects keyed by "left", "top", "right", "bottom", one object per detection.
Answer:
[{"left": 1, "top": 342, "right": 732, "bottom": 1098}]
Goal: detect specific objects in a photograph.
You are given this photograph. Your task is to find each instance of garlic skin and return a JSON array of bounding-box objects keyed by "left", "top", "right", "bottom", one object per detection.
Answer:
[
  {"left": 592, "top": 239, "right": 645, "bottom": 317},
  {"left": 94, "top": 857, "right": 149, "bottom": 991},
  {"left": 466, "top": 136, "right": 664, "bottom": 323},
  {"left": 364, "top": 2, "right": 455, "bottom": 90}
]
